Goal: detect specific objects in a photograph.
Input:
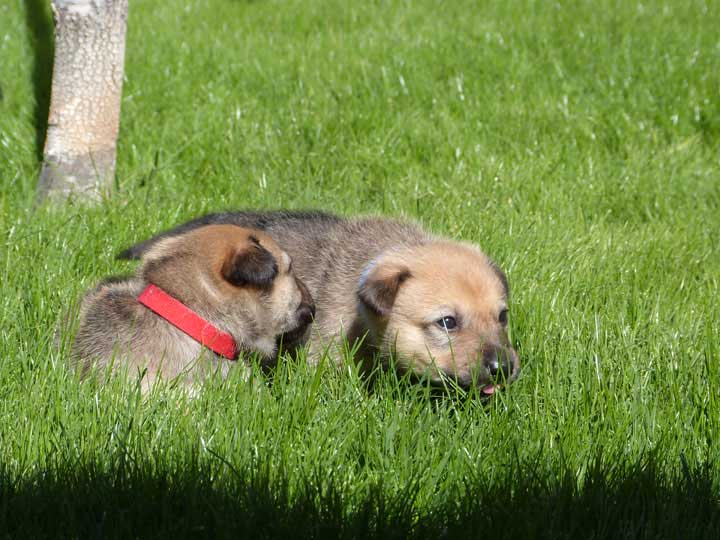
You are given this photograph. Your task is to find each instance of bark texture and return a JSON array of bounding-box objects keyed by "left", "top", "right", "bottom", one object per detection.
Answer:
[{"left": 37, "top": 0, "right": 128, "bottom": 202}]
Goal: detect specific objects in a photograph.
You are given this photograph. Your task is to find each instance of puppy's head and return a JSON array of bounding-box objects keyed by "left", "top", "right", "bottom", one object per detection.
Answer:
[
  {"left": 358, "top": 241, "right": 519, "bottom": 393},
  {"left": 139, "top": 225, "right": 315, "bottom": 360}
]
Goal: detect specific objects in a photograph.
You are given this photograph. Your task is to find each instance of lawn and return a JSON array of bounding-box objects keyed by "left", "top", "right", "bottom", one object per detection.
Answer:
[{"left": 1, "top": 0, "right": 719, "bottom": 537}]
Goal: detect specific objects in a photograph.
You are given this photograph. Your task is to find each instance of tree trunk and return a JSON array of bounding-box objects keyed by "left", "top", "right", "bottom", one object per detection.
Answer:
[{"left": 37, "top": 0, "right": 128, "bottom": 202}]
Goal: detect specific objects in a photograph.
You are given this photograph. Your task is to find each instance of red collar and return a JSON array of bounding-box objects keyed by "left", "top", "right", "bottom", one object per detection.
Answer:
[{"left": 137, "top": 284, "right": 238, "bottom": 360}]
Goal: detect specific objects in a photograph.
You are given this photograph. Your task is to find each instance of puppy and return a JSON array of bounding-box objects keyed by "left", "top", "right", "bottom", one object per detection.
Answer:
[
  {"left": 119, "top": 211, "right": 519, "bottom": 393},
  {"left": 73, "top": 224, "right": 315, "bottom": 389}
]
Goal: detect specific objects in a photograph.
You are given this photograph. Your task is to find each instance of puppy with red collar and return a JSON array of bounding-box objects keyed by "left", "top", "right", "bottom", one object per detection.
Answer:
[{"left": 72, "top": 225, "right": 314, "bottom": 389}]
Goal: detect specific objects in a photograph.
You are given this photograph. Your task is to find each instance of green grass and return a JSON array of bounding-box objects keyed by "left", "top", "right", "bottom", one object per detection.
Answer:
[{"left": 1, "top": 0, "right": 720, "bottom": 537}]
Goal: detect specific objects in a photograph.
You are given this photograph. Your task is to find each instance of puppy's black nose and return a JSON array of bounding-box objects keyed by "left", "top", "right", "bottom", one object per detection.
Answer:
[
  {"left": 483, "top": 346, "right": 512, "bottom": 381},
  {"left": 297, "top": 304, "right": 315, "bottom": 327}
]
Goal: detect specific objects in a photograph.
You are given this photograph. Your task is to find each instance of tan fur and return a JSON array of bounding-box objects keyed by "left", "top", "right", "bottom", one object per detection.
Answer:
[
  {"left": 119, "top": 212, "right": 520, "bottom": 391},
  {"left": 360, "top": 241, "right": 517, "bottom": 387},
  {"left": 72, "top": 225, "right": 314, "bottom": 391}
]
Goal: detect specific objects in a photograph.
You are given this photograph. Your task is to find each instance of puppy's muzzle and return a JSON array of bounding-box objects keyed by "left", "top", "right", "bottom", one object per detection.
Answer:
[
  {"left": 295, "top": 277, "right": 316, "bottom": 328},
  {"left": 481, "top": 344, "right": 515, "bottom": 381},
  {"left": 451, "top": 344, "right": 519, "bottom": 391},
  {"left": 276, "top": 278, "right": 315, "bottom": 351},
  {"left": 479, "top": 343, "right": 519, "bottom": 387}
]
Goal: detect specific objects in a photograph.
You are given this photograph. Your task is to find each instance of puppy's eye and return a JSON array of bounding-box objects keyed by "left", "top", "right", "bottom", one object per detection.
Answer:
[
  {"left": 499, "top": 309, "right": 508, "bottom": 325},
  {"left": 436, "top": 316, "right": 457, "bottom": 331}
]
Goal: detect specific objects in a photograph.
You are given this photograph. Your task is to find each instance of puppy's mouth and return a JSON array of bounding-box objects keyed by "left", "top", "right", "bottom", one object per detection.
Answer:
[
  {"left": 480, "top": 383, "right": 501, "bottom": 396},
  {"left": 448, "top": 371, "right": 510, "bottom": 396},
  {"left": 461, "top": 379, "right": 504, "bottom": 397},
  {"left": 425, "top": 370, "right": 504, "bottom": 395},
  {"left": 276, "top": 324, "right": 308, "bottom": 348}
]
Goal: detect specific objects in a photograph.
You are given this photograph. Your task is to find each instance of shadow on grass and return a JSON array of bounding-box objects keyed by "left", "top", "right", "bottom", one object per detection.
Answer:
[
  {"left": 23, "top": 0, "right": 54, "bottom": 161},
  {"left": 1, "top": 457, "right": 718, "bottom": 539}
]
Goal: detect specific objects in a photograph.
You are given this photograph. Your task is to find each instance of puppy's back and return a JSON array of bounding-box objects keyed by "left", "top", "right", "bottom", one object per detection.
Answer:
[
  {"left": 118, "top": 210, "right": 343, "bottom": 260},
  {"left": 72, "top": 278, "right": 145, "bottom": 375}
]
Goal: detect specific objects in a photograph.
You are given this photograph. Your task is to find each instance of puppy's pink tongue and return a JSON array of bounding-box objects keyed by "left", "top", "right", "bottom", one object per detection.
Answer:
[{"left": 482, "top": 385, "right": 496, "bottom": 395}]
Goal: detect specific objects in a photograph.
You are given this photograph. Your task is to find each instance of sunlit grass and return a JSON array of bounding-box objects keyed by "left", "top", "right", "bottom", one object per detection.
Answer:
[{"left": 0, "top": 0, "right": 719, "bottom": 537}]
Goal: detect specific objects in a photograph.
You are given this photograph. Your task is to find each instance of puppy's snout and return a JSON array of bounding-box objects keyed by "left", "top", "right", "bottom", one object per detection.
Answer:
[
  {"left": 482, "top": 344, "right": 514, "bottom": 381},
  {"left": 295, "top": 277, "right": 315, "bottom": 326}
]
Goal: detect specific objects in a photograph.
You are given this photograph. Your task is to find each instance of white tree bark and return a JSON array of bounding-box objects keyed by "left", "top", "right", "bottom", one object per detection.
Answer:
[{"left": 37, "top": 0, "right": 128, "bottom": 202}]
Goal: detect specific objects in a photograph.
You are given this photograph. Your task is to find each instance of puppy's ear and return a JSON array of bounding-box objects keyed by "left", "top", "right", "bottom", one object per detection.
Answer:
[
  {"left": 358, "top": 258, "right": 411, "bottom": 317},
  {"left": 222, "top": 238, "right": 278, "bottom": 288}
]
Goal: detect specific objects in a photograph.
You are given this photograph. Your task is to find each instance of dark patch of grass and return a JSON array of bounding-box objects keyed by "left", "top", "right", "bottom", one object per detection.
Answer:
[{"left": 1, "top": 454, "right": 718, "bottom": 539}]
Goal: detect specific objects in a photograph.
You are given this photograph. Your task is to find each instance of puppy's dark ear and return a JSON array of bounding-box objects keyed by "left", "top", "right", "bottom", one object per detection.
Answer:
[
  {"left": 358, "top": 259, "right": 411, "bottom": 317},
  {"left": 118, "top": 242, "right": 150, "bottom": 260},
  {"left": 222, "top": 239, "right": 278, "bottom": 288}
]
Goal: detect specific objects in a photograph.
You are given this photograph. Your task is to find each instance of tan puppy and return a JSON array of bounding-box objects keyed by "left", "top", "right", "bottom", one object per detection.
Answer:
[
  {"left": 73, "top": 224, "right": 315, "bottom": 389},
  {"left": 119, "top": 211, "right": 519, "bottom": 393},
  {"left": 357, "top": 240, "right": 515, "bottom": 391}
]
